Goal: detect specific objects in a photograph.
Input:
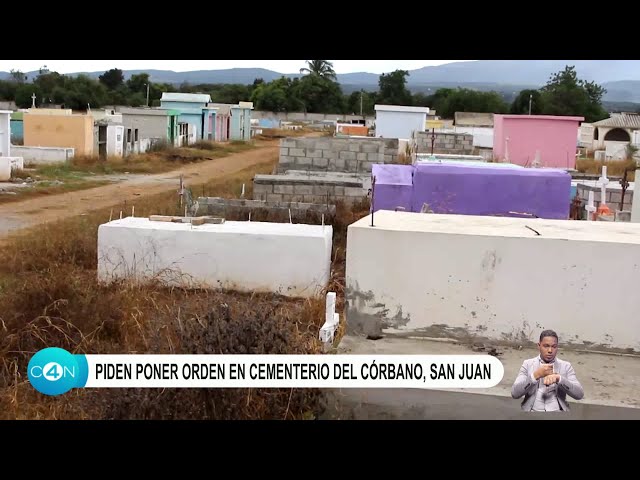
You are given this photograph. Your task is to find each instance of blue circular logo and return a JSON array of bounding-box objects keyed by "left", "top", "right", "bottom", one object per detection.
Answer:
[{"left": 28, "top": 347, "right": 79, "bottom": 396}]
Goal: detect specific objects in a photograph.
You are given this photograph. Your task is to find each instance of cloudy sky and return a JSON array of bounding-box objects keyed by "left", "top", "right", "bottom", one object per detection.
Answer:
[{"left": 0, "top": 60, "right": 473, "bottom": 74}]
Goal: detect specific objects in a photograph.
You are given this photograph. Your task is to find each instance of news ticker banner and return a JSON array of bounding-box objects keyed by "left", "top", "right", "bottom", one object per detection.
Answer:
[{"left": 27, "top": 347, "right": 505, "bottom": 396}]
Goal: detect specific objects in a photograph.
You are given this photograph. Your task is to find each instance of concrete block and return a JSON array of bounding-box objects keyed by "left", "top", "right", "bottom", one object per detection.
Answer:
[
  {"left": 345, "top": 187, "right": 366, "bottom": 197},
  {"left": 253, "top": 183, "right": 273, "bottom": 194},
  {"left": 323, "top": 149, "right": 336, "bottom": 159},
  {"left": 274, "top": 184, "right": 295, "bottom": 195},
  {"left": 361, "top": 143, "right": 378, "bottom": 154},
  {"left": 296, "top": 157, "right": 313, "bottom": 166},
  {"left": 331, "top": 143, "right": 347, "bottom": 153},
  {"left": 280, "top": 147, "right": 289, "bottom": 157},
  {"left": 296, "top": 138, "right": 314, "bottom": 149},
  {"left": 333, "top": 159, "right": 346, "bottom": 171},
  {"left": 312, "top": 157, "right": 329, "bottom": 169},
  {"left": 294, "top": 185, "right": 314, "bottom": 195},
  {"left": 616, "top": 211, "right": 631, "bottom": 222},
  {"left": 307, "top": 149, "right": 323, "bottom": 158},
  {"left": 281, "top": 138, "right": 297, "bottom": 148},
  {"left": 313, "top": 185, "right": 333, "bottom": 195},
  {"left": 289, "top": 148, "right": 306, "bottom": 157},
  {"left": 339, "top": 151, "right": 357, "bottom": 161},
  {"left": 356, "top": 152, "right": 368, "bottom": 161},
  {"left": 349, "top": 143, "right": 361, "bottom": 152},
  {"left": 368, "top": 152, "right": 384, "bottom": 162}
]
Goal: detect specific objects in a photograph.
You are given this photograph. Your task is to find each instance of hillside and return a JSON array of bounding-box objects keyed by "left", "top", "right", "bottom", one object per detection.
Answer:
[{"left": 2, "top": 60, "right": 640, "bottom": 103}]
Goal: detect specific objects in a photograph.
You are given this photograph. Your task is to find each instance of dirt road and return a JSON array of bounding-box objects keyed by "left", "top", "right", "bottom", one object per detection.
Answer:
[{"left": 0, "top": 141, "right": 279, "bottom": 239}]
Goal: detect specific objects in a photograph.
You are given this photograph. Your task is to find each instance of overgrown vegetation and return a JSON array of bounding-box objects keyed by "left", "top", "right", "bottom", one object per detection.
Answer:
[
  {"left": 57, "top": 141, "right": 255, "bottom": 175},
  {"left": 575, "top": 158, "right": 637, "bottom": 178},
  {"left": 0, "top": 156, "right": 370, "bottom": 420}
]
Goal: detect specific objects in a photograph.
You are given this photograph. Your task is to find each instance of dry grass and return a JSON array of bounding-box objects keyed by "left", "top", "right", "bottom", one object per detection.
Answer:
[
  {"left": 0, "top": 142, "right": 259, "bottom": 204},
  {"left": 575, "top": 158, "right": 637, "bottom": 179},
  {"left": 48, "top": 141, "right": 257, "bottom": 175},
  {"left": 396, "top": 153, "right": 412, "bottom": 165},
  {"left": 0, "top": 156, "right": 370, "bottom": 420}
]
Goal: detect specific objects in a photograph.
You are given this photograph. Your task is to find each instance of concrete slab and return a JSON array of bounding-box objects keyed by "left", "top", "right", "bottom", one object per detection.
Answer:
[{"left": 326, "top": 335, "right": 640, "bottom": 419}]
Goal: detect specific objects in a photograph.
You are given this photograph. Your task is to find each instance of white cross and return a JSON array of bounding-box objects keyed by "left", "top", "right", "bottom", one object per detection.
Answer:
[
  {"left": 319, "top": 291, "right": 339, "bottom": 344},
  {"left": 31, "top": 93, "right": 36, "bottom": 108},
  {"left": 598, "top": 166, "right": 609, "bottom": 207},
  {"left": 585, "top": 190, "right": 596, "bottom": 221}
]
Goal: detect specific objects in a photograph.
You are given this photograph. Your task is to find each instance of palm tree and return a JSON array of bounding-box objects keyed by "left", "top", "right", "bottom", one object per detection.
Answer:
[{"left": 299, "top": 60, "right": 337, "bottom": 80}]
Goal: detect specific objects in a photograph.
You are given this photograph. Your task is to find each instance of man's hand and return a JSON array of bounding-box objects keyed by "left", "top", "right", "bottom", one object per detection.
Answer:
[
  {"left": 533, "top": 364, "right": 554, "bottom": 380},
  {"left": 543, "top": 374, "right": 561, "bottom": 386}
]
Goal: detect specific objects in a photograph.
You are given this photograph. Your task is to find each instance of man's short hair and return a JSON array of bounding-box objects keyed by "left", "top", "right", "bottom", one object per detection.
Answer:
[{"left": 539, "top": 329, "right": 558, "bottom": 342}]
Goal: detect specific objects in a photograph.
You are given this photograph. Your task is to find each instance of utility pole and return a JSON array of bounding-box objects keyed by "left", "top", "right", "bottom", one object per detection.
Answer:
[
  {"left": 145, "top": 83, "right": 150, "bottom": 107},
  {"left": 360, "top": 90, "right": 363, "bottom": 116},
  {"left": 528, "top": 93, "right": 532, "bottom": 115}
]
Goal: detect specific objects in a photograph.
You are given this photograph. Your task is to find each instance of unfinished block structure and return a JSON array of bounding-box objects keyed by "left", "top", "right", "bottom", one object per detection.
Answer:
[
  {"left": 196, "top": 197, "right": 336, "bottom": 219},
  {"left": 416, "top": 131, "right": 474, "bottom": 155},
  {"left": 253, "top": 171, "right": 370, "bottom": 205},
  {"left": 277, "top": 136, "right": 399, "bottom": 173}
]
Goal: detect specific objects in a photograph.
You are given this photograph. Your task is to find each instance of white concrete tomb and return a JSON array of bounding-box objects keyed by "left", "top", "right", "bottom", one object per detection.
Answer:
[
  {"left": 98, "top": 217, "right": 333, "bottom": 298},
  {"left": 345, "top": 210, "right": 640, "bottom": 352}
]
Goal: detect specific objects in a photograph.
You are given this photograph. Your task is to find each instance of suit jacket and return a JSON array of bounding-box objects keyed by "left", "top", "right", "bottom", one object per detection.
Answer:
[{"left": 511, "top": 356, "right": 584, "bottom": 412}]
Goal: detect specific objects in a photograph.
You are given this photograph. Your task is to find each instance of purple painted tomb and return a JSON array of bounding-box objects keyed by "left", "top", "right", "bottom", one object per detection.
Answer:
[
  {"left": 410, "top": 163, "right": 571, "bottom": 219},
  {"left": 371, "top": 164, "right": 414, "bottom": 213}
]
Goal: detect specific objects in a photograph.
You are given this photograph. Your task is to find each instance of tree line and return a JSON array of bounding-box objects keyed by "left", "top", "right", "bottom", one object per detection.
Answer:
[{"left": 0, "top": 61, "right": 610, "bottom": 123}]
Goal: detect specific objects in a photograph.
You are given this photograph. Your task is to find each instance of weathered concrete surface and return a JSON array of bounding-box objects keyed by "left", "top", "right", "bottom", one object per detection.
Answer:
[
  {"left": 345, "top": 211, "right": 640, "bottom": 353},
  {"left": 321, "top": 335, "right": 640, "bottom": 419}
]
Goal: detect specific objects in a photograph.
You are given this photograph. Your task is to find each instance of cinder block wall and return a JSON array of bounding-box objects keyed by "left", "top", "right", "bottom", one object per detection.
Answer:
[
  {"left": 278, "top": 137, "right": 399, "bottom": 173},
  {"left": 576, "top": 184, "right": 633, "bottom": 213},
  {"left": 416, "top": 132, "right": 474, "bottom": 154},
  {"left": 253, "top": 174, "right": 368, "bottom": 205},
  {"left": 196, "top": 197, "right": 336, "bottom": 218}
]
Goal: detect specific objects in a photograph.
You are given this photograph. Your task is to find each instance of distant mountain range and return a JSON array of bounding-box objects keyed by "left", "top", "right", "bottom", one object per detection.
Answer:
[{"left": 2, "top": 60, "right": 640, "bottom": 103}]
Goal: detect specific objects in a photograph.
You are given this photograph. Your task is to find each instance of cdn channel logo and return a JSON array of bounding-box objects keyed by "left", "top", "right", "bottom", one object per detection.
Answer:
[{"left": 28, "top": 347, "right": 80, "bottom": 396}]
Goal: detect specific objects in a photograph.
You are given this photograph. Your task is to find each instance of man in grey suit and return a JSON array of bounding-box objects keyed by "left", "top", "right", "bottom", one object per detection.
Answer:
[{"left": 511, "top": 329, "right": 584, "bottom": 412}]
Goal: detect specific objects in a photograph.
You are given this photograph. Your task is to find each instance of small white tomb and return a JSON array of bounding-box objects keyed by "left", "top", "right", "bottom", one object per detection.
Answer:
[{"left": 97, "top": 217, "right": 333, "bottom": 298}]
